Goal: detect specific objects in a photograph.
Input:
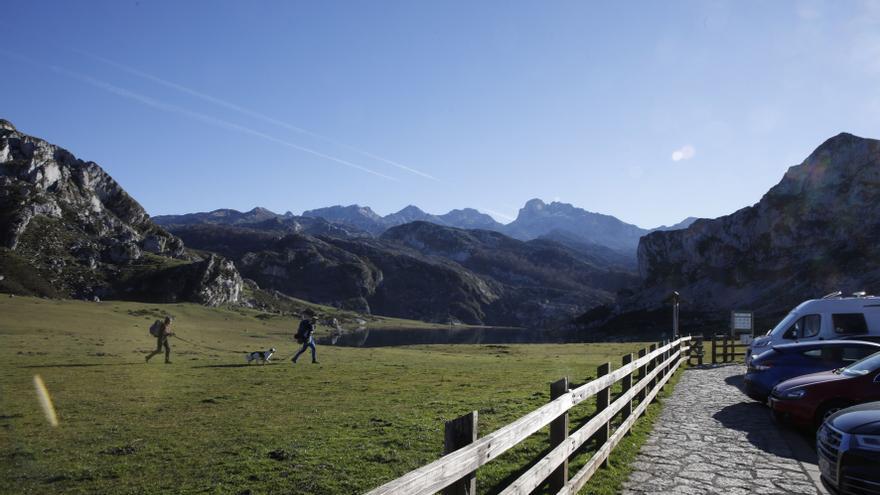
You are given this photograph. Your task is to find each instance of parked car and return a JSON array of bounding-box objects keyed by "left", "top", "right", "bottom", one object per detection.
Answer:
[
  {"left": 744, "top": 340, "right": 880, "bottom": 403},
  {"left": 769, "top": 350, "right": 880, "bottom": 428},
  {"left": 817, "top": 401, "right": 880, "bottom": 494},
  {"left": 748, "top": 292, "right": 880, "bottom": 365}
]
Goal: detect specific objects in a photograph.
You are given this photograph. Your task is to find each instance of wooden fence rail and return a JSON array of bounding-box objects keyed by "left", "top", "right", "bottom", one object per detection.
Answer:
[{"left": 365, "top": 336, "right": 693, "bottom": 495}]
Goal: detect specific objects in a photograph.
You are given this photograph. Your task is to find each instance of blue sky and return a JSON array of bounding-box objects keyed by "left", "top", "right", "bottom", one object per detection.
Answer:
[{"left": 3, "top": 1, "right": 880, "bottom": 228}]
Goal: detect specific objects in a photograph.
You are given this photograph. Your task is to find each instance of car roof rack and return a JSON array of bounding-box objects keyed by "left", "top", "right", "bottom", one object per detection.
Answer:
[{"left": 822, "top": 291, "right": 843, "bottom": 299}]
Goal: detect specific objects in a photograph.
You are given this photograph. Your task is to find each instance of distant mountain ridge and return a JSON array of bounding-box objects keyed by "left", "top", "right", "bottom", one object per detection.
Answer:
[
  {"left": 302, "top": 204, "right": 505, "bottom": 234},
  {"left": 153, "top": 207, "right": 369, "bottom": 238},
  {"left": 160, "top": 201, "right": 696, "bottom": 258}
]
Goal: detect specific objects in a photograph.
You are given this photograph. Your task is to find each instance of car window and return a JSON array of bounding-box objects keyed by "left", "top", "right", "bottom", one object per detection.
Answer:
[
  {"left": 783, "top": 314, "right": 821, "bottom": 340},
  {"left": 802, "top": 314, "right": 821, "bottom": 338},
  {"left": 801, "top": 349, "right": 822, "bottom": 358},
  {"left": 821, "top": 347, "right": 842, "bottom": 362},
  {"left": 833, "top": 313, "right": 868, "bottom": 334},
  {"left": 841, "top": 346, "right": 876, "bottom": 363},
  {"left": 769, "top": 312, "right": 798, "bottom": 337},
  {"left": 842, "top": 351, "right": 880, "bottom": 376}
]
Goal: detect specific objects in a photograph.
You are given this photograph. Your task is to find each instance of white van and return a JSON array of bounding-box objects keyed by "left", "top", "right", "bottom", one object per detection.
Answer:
[{"left": 748, "top": 292, "right": 880, "bottom": 361}]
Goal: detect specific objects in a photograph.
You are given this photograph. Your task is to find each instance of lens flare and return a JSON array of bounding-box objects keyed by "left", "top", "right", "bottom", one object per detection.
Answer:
[{"left": 33, "top": 375, "right": 59, "bottom": 427}]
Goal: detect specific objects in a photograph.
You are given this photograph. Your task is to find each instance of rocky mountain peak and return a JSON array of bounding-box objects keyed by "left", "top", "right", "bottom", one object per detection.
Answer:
[
  {"left": 521, "top": 198, "right": 547, "bottom": 214},
  {"left": 357, "top": 205, "right": 381, "bottom": 218},
  {"left": 769, "top": 132, "right": 878, "bottom": 198},
  {"left": 397, "top": 205, "right": 425, "bottom": 215},
  {"left": 0, "top": 119, "right": 242, "bottom": 305},
  {"left": 0, "top": 119, "right": 15, "bottom": 131},
  {"left": 504, "top": 198, "right": 646, "bottom": 254}
]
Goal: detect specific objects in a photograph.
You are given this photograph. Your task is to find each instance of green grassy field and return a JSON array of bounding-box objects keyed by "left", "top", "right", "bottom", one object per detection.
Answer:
[{"left": 0, "top": 296, "right": 678, "bottom": 495}]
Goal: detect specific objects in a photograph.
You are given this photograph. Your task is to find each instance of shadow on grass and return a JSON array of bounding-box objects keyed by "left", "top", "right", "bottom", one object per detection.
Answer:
[
  {"left": 20, "top": 362, "right": 143, "bottom": 368},
  {"left": 191, "top": 363, "right": 281, "bottom": 368}
]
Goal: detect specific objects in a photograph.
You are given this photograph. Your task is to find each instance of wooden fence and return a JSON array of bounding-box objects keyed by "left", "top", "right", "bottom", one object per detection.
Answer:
[
  {"left": 365, "top": 336, "right": 693, "bottom": 495},
  {"left": 709, "top": 334, "right": 749, "bottom": 364}
]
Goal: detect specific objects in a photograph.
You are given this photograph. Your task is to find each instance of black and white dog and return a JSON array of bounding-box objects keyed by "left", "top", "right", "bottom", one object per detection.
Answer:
[{"left": 245, "top": 347, "right": 276, "bottom": 365}]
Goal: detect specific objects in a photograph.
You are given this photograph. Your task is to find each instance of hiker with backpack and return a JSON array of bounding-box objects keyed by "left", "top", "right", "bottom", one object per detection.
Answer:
[
  {"left": 146, "top": 316, "right": 174, "bottom": 364},
  {"left": 292, "top": 310, "right": 318, "bottom": 364}
]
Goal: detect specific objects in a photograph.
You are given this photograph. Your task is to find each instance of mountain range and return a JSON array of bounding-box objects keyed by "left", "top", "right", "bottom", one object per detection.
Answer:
[
  {"left": 6, "top": 117, "right": 878, "bottom": 338},
  {"left": 0, "top": 119, "right": 642, "bottom": 327},
  {"left": 166, "top": 219, "right": 639, "bottom": 327},
  {"left": 157, "top": 200, "right": 697, "bottom": 257}
]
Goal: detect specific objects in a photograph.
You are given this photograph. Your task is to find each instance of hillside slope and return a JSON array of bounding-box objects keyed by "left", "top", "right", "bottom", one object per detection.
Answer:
[{"left": 170, "top": 221, "right": 639, "bottom": 327}]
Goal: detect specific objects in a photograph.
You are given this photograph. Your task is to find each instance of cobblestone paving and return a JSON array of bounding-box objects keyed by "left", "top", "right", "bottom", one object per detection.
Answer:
[{"left": 621, "top": 365, "right": 822, "bottom": 495}]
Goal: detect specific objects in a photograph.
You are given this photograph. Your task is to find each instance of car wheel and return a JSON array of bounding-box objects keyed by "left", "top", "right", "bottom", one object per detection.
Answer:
[{"left": 815, "top": 401, "right": 851, "bottom": 429}]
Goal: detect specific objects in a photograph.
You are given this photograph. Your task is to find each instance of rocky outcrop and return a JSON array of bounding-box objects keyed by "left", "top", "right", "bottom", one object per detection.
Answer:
[
  {"left": 189, "top": 255, "right": 243, "bottom": 306},
  {"left": 170, "top": 225, "right": 382, "bottom": 312},
  {"left": 621, "top": 132, "right": 880, "bottom": 326},
  {"left": 0, "top": 119, "right": 242, "bottom": 304},
  {"left": 119, "top": 254, "right": 243, "bottom": 306},
  {"left": 0, "top": 121, "right": 184, "bottom": 256}
]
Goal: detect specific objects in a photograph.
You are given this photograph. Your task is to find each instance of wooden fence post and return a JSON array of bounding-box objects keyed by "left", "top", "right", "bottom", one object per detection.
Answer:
[
  {"left": 621, "top": 354, "right": 633, "bottom": 434},
  {"left": 695, "top": 336, "right": 704, "bottom": 366},
  {"left": 647, "top": 344, "right": 658, "bottom": 403},
  {"left": 711, "top": 334, "right": 718, "bottom": 365},
  {"left": 636, "top": 347, "right": 647, "bottom": 408},
  {"left": 722, "top": 335, "right": 729, "bottom": 363},
  {"left": 549, "top": 377, "right": 569, "bottom": 491},
  {"left": 443, "top": 411, "right": 478, "bottom": 495},
  {"left": 657, "top": 341, "right": 666, "bottom": 388},
  {"left": 664, "top": 339, "right": 671, "bottom": 376},
  {"left": 596, "top": 362, "right": 611, "bottom": 468}
]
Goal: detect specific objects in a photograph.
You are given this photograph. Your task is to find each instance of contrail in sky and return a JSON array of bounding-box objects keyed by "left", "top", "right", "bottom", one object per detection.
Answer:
[
  {"left": 73, "top": 49, "right": 439, "bottom": 181},
  {"left": 46, "top": 64, "right": 399, "bottom": 181}
]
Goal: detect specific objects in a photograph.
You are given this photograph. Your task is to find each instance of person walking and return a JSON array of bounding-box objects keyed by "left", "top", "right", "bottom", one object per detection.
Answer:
[
  {"left": 292, "top": 310, "right": 318, "bottom": 364},
  {"left": 146, "top": 316, "right": 174, "bottom": 364}
]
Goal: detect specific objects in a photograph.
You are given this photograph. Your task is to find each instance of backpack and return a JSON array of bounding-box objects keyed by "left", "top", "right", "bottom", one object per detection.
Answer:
[
  {"left": 295, "top": 320, "right": 313, "bottom": 344},
  {"left": 149, "top": 319, "right": 163, "bottom": 337}
]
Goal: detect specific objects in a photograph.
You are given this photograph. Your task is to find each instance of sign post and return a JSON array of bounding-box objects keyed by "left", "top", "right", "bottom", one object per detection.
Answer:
[
  {"left": 731, "top": 310, "right": 754, "bottom": 344},
  {"left": 672, "top": 291, "right": 680, "bottom": 339}
]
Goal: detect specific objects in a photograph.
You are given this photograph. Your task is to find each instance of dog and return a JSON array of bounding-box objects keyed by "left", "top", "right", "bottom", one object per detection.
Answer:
[{"left": 244, "top": 348, "right": 276, "bottom": 365}]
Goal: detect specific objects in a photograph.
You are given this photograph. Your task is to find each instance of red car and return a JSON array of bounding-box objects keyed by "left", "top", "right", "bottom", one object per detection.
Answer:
[{"left": 769, "top": 351, "right": 880, "bottom": 428}]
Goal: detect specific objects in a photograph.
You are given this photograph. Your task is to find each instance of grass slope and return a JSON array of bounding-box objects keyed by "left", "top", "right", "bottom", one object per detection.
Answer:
[{"left": 0, "top": 296, "right": 671, "bottom": 494}]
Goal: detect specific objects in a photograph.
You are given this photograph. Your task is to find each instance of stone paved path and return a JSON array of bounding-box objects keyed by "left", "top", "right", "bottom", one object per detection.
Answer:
[{"left": 621, "top": 365, "right": 824, "bottom": 495}]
